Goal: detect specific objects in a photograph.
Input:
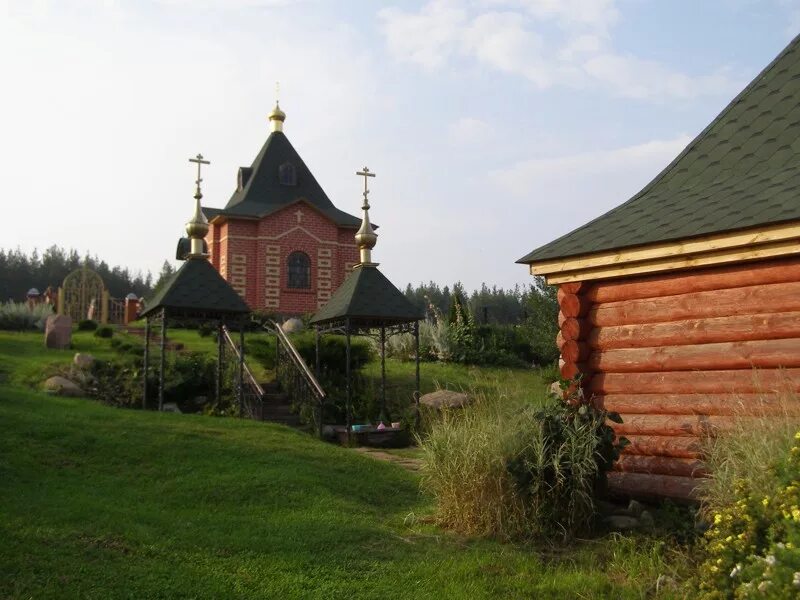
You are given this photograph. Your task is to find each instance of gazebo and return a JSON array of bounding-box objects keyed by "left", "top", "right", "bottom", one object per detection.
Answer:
[
  {"left": 310, "top": 167, "right": 424, "bottom": 439},
  {"left": 140, "top": 157, "right": 251, "bottom": 411}
]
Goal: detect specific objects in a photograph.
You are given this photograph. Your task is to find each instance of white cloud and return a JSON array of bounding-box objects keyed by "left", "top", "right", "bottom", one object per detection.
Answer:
[
  {"left": 379, "top": 0, "right": 739, "bottom": 100},
  {"left": 448, "top": 116, "right": 493, "bottom": 144},
  {"left": 491, "top": 134, "right": 692, "bottom": 199}
]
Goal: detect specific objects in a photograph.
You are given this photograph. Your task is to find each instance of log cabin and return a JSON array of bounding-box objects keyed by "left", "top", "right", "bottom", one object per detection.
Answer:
[{"left": 517, "top": 35, "right": 800, "bottom": 502}]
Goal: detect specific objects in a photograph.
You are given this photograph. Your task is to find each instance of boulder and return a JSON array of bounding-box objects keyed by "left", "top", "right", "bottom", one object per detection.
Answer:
[
  {"left": 162, "top": 403, "right": 182, "bottom": 413},
  {"left": 44, "top": 315, "right": 72, "bottom": 349},
  {"left": 73, "top": 353, "right": 95, "bottom": 370},
  {"left": 603, "top": 515, "right": 639, "bottom": 531},
  {"left": 43, "top": 376, "right": 84, "bottom": 397},
  {"left": 281, "top": 318, "right": 304, "bottom": 334},
  {"left": 419, "top": 390, "right": 471, "bottom": 409}
]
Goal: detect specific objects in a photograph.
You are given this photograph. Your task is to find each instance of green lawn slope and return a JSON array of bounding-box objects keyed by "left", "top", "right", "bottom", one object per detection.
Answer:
[{"left": 0, "top": 331, "right": 680, "bottom": 599}]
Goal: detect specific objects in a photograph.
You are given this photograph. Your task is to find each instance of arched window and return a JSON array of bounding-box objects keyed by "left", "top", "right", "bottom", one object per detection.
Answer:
[
  {"left": 279, "top": 162, "right": 297, "bottom": 186},
  {"left": 287, "top": 251, "right": 310, "bottom": 289}
]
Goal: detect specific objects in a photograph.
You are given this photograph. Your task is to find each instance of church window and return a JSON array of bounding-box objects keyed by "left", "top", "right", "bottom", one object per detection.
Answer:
[
  {"left": 279, "top": 162, "right": 297, "bottom": 186},
  {"left": 287, "top": 251, "right": 310, "bottom": 289}
]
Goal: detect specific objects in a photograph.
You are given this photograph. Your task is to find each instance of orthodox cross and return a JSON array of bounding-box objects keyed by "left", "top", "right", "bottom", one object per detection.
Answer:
[
  {"left": 356, "top": 166, "right": 376, "bottom": 209},
  {"left": 189, "top": 153, "right": 210, "bottom": 199}
]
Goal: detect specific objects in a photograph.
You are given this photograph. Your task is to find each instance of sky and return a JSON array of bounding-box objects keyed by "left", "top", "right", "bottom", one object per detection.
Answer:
[{"left": 1, "top": 0, "right": 798, "bottom": 292}]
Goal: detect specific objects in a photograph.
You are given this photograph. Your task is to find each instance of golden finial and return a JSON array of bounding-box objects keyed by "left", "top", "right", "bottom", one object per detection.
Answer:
[
  {"left": 268, "top": 84, "right": 286, "bottom": 132},
  {"left": 354, "top": 166, "right": 378, "bottom": 266},
  {"left": 186, "top": 154, "right": 210, "bottom": 258}
]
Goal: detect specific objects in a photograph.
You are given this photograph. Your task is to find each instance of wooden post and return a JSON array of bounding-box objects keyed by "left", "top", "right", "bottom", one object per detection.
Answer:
[
  {"left": 315, "top": 325, "right": 323, "bottom": 438},
  {"left": 158, "top": 309, "right": 166, "bottom": 412},
  {"left": 216, "top": 320, "right": 223, "bottom": 404},
  {"left": 142, "top": 317, "right": 150, "bottom": 409},
  {"left": 414, "top": 320, "right": 420, "bottom": 429},
  {"left": 57, "top": 287, "right": 64, "bottom": 315},
  {"left": 346, "top": 318, "right": 352, "bottom": 444},
  {"left": 315, "top": 326, "right": 321, "bottom": 379},
  {"left": 380, "top": 325, "right": 386, "bottom": 423},
  {"left": 100, "top": 290, "right": 109, "bottom": 324},
  {"left": 238, "top": 325, "right": 245, "bottom": 417}
]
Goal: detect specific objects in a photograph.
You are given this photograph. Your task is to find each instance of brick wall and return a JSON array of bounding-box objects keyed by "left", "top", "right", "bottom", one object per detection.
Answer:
[{"left": 208, "top": 201, "right": 360, "bottom": 314}]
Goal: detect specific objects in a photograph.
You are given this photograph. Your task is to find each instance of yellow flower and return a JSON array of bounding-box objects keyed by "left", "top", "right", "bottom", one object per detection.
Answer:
[
  {"left": 792, "top": 508, "right": 800, "bottom": 521},
  {"left": 763, "top": 497, "right": 770, "bottom": 507},
  {"left": 714, "top": 513, "right": 723, "bottom": 524}
]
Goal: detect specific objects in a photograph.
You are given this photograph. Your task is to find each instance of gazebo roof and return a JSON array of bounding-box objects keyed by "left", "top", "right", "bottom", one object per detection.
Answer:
[
  {"left": 310, "top": 265, "right": 423, "bottom": 326},
  {"left": 141, "top": 258, "right": 250, "bottom": 318},
  {"left": 518, "top": 33, "right": 800, "bottom": 264}
]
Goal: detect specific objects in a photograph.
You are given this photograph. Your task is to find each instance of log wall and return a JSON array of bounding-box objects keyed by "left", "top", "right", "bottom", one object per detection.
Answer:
[{"left": 557, "top": 256, "right": 800, "bottom": 502}]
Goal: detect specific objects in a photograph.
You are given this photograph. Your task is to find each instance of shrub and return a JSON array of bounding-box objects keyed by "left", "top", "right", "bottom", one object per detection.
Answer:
[
  {"left": 77, "top": 319, "right": 98, "bottom": 331},
  {"left": 0, "top": 301, "right": 52, "bottom": 331},
  {"left": 418, "top": 379, "right": 626, "bottom": 541},
  {"left": 197, "top": 322, "right": 214, "bottom": 338},
  {"left": 695, "top": 390, "right": 800, "bottom": 598},
  {"left": 94, "top": 325, "right": 113, "bottom": 338}
]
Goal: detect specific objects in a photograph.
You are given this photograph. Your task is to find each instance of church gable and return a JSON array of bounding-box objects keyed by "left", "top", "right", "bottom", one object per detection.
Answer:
[{"left": 203, "top": 106, "right": 361, "bottom": 315}]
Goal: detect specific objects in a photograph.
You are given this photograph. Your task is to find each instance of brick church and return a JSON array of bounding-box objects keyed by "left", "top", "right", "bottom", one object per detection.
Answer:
[{"left": 202, "top": 104, "right": 361, "bottom": 315}]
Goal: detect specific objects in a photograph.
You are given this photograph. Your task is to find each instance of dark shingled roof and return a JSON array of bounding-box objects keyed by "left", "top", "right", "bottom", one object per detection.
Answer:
[
  {"left": 310, "top": 266, "right": 424, "bottom": 325},
  {"left": 141, "top": 258, "right": 250, "bottom": 318},
  {"left": 203, "top": 131, "right": 361, "bottom": 228},
  {"left": 518, "top": 34, "right": 800, "bottom": 264}
]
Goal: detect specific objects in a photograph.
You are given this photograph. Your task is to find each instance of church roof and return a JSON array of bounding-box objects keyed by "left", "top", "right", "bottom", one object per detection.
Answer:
[
  {"left": 203, "top": 130, "right": 361, "bottom": 228},
  {"left": 141, "top": 258, "right": 250, "bottom": 318},
  {"left": 310, "top": 265, "right": 424, "bottom": 326},
  {"left": 518, "top": 34, "right": 800, "bottom": 265}
]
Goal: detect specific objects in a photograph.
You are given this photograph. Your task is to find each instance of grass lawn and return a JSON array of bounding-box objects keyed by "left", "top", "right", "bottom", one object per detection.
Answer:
[{"left": 0, "top": 330, "right": 687, "bottom": 598}]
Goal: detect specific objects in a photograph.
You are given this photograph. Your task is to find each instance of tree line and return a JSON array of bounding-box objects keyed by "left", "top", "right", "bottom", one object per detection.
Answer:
[{"left": 0, "top": 246, "right": 157, "bottom": 301}]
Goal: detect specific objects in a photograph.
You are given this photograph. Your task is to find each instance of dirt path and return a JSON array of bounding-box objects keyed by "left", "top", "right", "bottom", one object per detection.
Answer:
[{"left": 353, "top": 447, "right": 423, "bottom": 472}]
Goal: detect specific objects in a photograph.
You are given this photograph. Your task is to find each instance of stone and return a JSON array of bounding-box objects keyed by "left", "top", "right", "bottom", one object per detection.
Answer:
[
  {"left": 44, "top": 314, "right": 72, "bottom": 349},
  {"left": 603, "top": 515, "right": 639, "bottom": 531},
  {"left": 162, "top": 403, "right": 182, "bottom": 413},
  {"left": 549, "top": 381, "right": 562, "bottom": 397},
  {"left": 43, "top": 376, "right": 84, "bottom": 397},
  {"left": 281, "top": 318, "right": 304, "bottom": 334},
  {"left": 73, "top": 353, "right": 95, "bottom": 370},
  {"left": 638, "top": 510, "right": 655, "bottom": 530},
  {"left": 419, "top": 390, "right": 471, "bottom": 409},
  {"left": 627, "top": 499, "right": 645, "bottom": 518}
]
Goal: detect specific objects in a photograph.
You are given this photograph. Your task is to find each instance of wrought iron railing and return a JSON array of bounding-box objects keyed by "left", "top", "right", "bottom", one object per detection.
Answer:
[
  {"left": 266, "top": 320, "right": 327, "bottom": 434},
  {"left": 221, "top": 325, "right": 265, "bottom": 420}
]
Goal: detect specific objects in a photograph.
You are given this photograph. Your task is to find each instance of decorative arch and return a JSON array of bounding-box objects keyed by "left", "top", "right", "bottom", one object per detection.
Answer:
[
  {"left": 287, "top": 251, "right": 311, "bottom": 289},
  {"left": 61, "top": 267, "right": 107, "bottom": 323}
]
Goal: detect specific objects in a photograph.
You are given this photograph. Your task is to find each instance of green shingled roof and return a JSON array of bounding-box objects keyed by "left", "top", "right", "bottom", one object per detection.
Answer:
[
  {"left": 518, "top": 34, "right": 800, "bottom": 265},
  {"left": 203, "top": 131, "right": 361, "bottom": 228},
  {"left": 141, "top": 258, "right": 250, "bottom": 318},
  {"left": 310, "top": 266, "right": 424, "bottom": 325}
]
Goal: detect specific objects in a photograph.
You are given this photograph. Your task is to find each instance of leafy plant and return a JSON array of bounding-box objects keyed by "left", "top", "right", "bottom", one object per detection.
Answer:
[
  {"left": 94, "top": 325, "right": 113, "bottom": 338},
  {"left": 77, "top": 319, "right": 98, "bottom": 331}
]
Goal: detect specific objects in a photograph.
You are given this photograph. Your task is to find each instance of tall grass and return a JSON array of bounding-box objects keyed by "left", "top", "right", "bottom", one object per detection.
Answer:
[
  {"left": 418, "top": 383, "right": 605, "bottom": 541},
  {"left": 0, "top": 301, "right": 53, "bottom": 331},
  {"left": 701, "top": 385, "right": 800, "bottom": 518}
]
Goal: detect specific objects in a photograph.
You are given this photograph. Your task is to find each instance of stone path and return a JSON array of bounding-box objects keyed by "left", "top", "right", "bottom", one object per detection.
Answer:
[{"left": 353, "top": 447, "right": 423, "bottom": 472}]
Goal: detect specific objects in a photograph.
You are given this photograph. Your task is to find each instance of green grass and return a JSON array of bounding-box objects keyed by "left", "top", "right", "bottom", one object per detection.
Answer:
[
  {"left": 0, "top": 330, "right": 687, "bottom": 598},
  {"left": 362, "top": 358, "right": 552, "bottom": 409}
]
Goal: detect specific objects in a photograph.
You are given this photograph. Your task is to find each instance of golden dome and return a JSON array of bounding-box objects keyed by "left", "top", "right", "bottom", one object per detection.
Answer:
[{"left": 269, "top": 102, "right": 286, "bottom": 132}]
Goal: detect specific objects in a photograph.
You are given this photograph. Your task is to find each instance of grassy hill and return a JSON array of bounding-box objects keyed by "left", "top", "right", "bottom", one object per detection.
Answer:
[{"left": 0, "top": 331, "right": 681, "bottom": 599}]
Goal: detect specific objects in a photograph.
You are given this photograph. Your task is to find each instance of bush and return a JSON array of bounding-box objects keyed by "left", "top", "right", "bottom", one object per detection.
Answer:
[
  {"left": 94, "top": 325, "right": 113, "bottom": 338},
  {"left": 418, "top": 379, "right": 626, "bottom": 541},
  {"left": 197, "top": 322, "right": 214, "bottom": 338},
  {"left": 0, "top": 301, "right": 52, "bottom": 331},
  {"left": 77, "top": 319, "right": 98, "bottom": 331},
  {"left": 695, "top": 390, "right": 800, "bottom": 598}
]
